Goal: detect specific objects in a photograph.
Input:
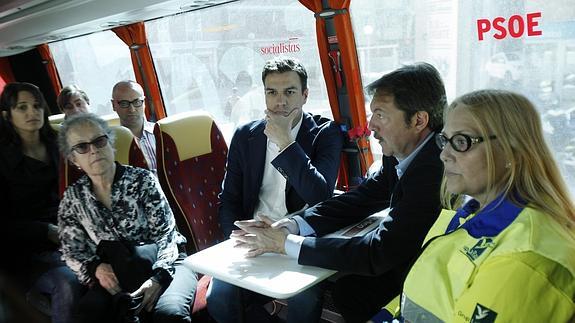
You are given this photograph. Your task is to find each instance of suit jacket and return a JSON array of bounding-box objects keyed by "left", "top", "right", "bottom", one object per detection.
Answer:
[
  {"left": 297, "top": 136, "right": 443, "bottom": 279},
  {"left": 218, "top": 112, "right": 343, "bottom": 237}
]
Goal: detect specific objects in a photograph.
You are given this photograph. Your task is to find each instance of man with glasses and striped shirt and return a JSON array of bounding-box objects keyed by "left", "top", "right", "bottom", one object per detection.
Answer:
[{"left": 111, "top": 80, "right": 157, "bottom": 171}]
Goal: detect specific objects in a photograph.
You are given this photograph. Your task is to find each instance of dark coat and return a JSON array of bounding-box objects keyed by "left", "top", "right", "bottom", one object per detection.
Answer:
[
  {"left": 218, "top": 112, "right": 343, "bottom": 237},
  {"left": 297, "top": 136, "right": 444, "bottom": 281}
]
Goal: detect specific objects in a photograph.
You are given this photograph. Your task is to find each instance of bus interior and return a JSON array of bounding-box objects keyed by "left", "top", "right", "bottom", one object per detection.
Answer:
[{"left": 0, "top": 0, "right": 574, "bottom": 322}]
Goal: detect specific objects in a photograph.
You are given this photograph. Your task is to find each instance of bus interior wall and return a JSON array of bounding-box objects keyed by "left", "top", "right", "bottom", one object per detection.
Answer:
[{"left": 8, "top": 49, "right": 59, "bottom": 114}]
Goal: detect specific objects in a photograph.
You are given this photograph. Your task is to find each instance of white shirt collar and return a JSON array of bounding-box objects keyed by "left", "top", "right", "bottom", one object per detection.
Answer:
[
  {"left": 143, "top": 120, "right": 155, "bottom": 134},
  {"left": 395, "top": 132, "right": 434, "bottom": 178}
]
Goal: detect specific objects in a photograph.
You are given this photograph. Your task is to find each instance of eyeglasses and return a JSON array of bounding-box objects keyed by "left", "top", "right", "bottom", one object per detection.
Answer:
[
  {"left": 71, "top": 135, "right": 109, "bottom": 154},
  {"left": 115, "top": 98, "right": 144, "bottom": 109},
  {"left": 435, "top": 133, "right": 497, "bottom": 153}
]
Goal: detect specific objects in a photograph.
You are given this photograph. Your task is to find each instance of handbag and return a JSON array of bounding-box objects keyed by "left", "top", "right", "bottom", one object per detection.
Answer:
[
  {"left": 96, "top": 240, "right": 158, "bottom": 292},
  {"left": 96, "top": 240, "right": 158, "bottom": 323}
]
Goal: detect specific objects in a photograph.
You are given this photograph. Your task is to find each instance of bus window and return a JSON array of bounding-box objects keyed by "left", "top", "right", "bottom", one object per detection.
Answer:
[
  {"left": 146, "top": 0, "right": 331, "bottom": 142},
  {"left": 352, "top": 0, "right": 575, "bottom": 193},
  {"left": 50, "top": 31, "right": 136, "bottom": 116}
]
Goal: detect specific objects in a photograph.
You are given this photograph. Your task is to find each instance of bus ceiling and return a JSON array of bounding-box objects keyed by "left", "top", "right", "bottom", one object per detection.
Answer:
[{"left": 0, "top": 0, "right": 238, "bottom": 57}]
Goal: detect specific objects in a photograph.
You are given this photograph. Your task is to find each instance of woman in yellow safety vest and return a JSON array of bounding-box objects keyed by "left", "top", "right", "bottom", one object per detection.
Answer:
[{"left": 399, "top": 89, "right": 575, "bottom": 322}]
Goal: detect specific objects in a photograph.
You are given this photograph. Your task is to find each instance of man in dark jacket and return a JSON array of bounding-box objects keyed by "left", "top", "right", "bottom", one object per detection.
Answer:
[
  {"left": 234, "top": 62, "right": 447, "bottom": 323},
  {"left": 207, "top": 56, "right": 343, "bottom": 323}
]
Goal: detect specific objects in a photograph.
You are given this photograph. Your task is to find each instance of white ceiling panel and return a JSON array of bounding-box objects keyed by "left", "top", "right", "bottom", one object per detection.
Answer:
[{"left": 0, "top": 0, "right": 236, "bottom": 57}]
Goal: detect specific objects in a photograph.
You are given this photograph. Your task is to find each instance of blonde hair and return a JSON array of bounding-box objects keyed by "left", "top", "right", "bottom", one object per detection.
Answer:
[{"left": 442, "top": 89, "right": 575, "bottom": 228}]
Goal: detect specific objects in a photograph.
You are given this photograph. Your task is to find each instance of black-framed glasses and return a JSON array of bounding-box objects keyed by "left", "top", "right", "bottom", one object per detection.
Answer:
[
  {"left": 116, "top": 98, "right": 145, "bottom": 109},
  {"left": 71, "top": 135, "right": 109, "bottom": 154},
  {"left": 435, "top": 133, "right": 497, "bottom": 153}
]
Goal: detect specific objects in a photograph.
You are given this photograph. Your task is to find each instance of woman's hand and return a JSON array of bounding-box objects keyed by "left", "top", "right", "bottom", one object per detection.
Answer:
[
  {"left": 131, "top": 279, "right": 163, "bottom": 313},
  {"left": 95, "top": 263, "right": 121, "bottom": 295}
]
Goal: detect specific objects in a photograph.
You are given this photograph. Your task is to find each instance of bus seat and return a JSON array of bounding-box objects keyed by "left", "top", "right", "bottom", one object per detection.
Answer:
[
  {"left": 154, "top": 110, "right": 226, "bottom": 253},
  {"left": 112, "top": 126, "right": 149, "bottom": 168},
  {"left": 101, "top": 113, "right": 121, "bottom": 126},
  {"left": 58, "top": 125, "right": 149, "bottom": 196},
  {"left": 49, "top": 113, "right": 65, "bottom": 124},
  {"left": 154, "top": 111, "right": 227, "bottom": 317}
]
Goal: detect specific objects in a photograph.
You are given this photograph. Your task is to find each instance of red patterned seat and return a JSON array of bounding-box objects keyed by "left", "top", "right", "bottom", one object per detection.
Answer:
[
  {"left": 154, "top": 111, "right": 227, "bottom": 253},
  {"left": 58, "top": 125, "right": 149, "bottom": 196},
  {"left": 154, "top": 111, "right": 227, "bottom": 319}
]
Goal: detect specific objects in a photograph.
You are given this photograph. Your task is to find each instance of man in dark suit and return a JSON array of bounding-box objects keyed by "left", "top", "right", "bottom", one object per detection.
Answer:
[
  {"left": 234, "top": 62, "right": 447, "bottom": 323},
  {"left": 207, "top": 56, "right": 343, "bottom": 323}
]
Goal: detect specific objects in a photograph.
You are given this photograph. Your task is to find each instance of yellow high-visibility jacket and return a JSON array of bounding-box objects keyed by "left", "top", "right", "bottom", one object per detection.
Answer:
[{"left": 401, "top": 198, "right": 575, "bottom": 322}]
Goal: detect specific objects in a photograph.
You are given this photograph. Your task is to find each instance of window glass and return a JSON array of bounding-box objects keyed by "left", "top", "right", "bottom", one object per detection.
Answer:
[
  {"left": 352, "top": 0, "right": 575, "bottom": 192},
  {"left": 146, "top": 0, "right": 331, "bottom": 142},
  {"left": 49, "top": 31, "right": 136, "bottom": 116}
]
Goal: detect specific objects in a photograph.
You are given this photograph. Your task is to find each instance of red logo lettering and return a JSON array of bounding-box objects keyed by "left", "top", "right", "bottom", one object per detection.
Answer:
[
  {"left": 477, "top": 12, "right": 542, "bottom": 41},
  {"left": 527, "top": 12, "right": 542, "bottom": 36}
]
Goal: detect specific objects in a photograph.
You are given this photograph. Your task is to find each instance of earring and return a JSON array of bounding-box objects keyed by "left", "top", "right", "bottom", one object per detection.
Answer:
[{"left": 505, "top": 162, "right": 511, "bottom": 169}]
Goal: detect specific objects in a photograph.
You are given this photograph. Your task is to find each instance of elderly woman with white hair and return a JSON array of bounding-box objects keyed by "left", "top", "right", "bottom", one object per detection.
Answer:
[{"left": 57, "top": 113, "right": 197, "bottom": 323}]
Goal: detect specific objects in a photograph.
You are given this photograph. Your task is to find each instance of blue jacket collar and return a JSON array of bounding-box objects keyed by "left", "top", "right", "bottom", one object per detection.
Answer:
[{"left": 446, "top": 195, "right": 525, "bottom": 238}]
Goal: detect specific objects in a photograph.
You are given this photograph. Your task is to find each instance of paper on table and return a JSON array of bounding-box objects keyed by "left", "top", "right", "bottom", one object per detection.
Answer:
[{"left": 324, "top": 208, "right": 391, "bottom": 238}]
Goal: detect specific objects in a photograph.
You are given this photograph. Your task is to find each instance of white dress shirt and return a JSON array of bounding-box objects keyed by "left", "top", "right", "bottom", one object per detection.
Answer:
[{"left": 253, "top": 114, "right": 303, "bottom": 222}]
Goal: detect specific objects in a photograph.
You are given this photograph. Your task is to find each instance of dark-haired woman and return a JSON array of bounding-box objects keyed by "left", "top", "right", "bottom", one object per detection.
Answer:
[
  {"left": 0, "top": 82, "right": 82, "bottom": 323},
  {"left": 57, "top": 113, "right": 197, "bottom": 323}
]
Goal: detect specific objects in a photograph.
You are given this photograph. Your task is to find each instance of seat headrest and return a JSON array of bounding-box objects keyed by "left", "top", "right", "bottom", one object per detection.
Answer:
[
  {"left": 49, "top": 113, "right": 65, "bottom": 124},
  {"left": 156, "top": 111, "right": 213, "bottom": 160},
  {"left": 51, "top": 123, "right": 61, "bottom": 132},
  {"left": 102, "top": 114, "right": 121, "bottom": 126},
  {"left": 111, "top": 126, "right": 134, "bottom": 164}
]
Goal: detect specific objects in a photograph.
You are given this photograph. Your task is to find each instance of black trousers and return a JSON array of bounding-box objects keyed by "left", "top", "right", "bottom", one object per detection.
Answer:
[{"left": 332, "top": 270, "right": 403, "bottom": 323}]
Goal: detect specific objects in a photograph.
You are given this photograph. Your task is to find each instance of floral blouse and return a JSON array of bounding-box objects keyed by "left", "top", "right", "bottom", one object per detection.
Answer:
[{"left": 58, "top": 164, "right": 185, "bottom": 285}]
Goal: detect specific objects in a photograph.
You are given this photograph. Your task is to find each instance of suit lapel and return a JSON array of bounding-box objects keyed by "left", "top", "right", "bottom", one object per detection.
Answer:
[
  {"left": 248, "top": 121, "right": 267, "bottom": 193},
  {"left": 285, "top": 113, "right": 317, "bottom": 194},
  {"left": 294, "top": 113, "right": 316, "bottom": 157}
]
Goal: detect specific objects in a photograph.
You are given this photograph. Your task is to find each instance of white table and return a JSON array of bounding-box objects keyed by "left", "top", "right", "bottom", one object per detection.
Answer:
[{"left": 183, "top": 239, "right": 336, "bottom": 299}]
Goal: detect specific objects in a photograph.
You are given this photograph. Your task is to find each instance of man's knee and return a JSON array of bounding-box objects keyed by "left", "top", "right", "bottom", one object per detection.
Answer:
[
  {"left": 207, "top": 279, "right": 238, "bottom": 306},
  {"left": 289, "top": 283, "right": 324, "bottom": 308},
  {"left": 206, "top": 279, "right": 244, "bottom": 321},
  {"left": 287, "top": 284, "right": 325, "bottom": 323}
]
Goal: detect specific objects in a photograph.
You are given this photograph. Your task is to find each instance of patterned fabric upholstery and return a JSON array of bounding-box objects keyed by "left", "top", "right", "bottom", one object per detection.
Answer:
[
  {"left": 154, "top": 111, "right": 227, "bottom": 254},
  {"left": 58, "top": 125, "right": 149, "bottom": 196}
]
